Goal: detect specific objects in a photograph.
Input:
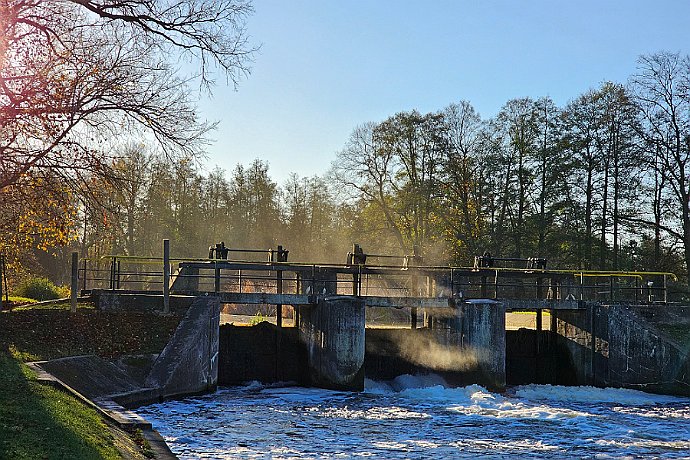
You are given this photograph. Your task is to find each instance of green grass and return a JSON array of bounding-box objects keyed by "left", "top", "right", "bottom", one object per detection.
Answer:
[
  {"left": 5, "top": 296, "right": 37, "bottom": 305},
  {"left": 12, "top": 301, "right": 95, "bottom": 312},
  {"left": 0, "top": 306, "right": 181, "bottom": 458},
  {"left": 0, "top": 353, "right": 122, "bottom": 459}
]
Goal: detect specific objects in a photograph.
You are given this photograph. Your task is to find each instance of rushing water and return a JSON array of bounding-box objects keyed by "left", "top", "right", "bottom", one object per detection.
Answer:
[{"left": 137, "top": 375, "right": 690, "bottom": 459}]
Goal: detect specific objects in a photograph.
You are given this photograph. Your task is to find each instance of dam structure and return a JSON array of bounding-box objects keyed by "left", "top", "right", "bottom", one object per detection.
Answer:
[{"left": 79, "top": 241, "right": 689, "bottom": 398}]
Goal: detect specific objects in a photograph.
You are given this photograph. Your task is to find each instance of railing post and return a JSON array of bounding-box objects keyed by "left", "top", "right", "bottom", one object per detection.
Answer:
[
  {"left": 109, "top": 257, "right": 116, "bottom": 290},
  {"left": 663, "top": 274, "right": 667, "bottom": 303},
  {"left": 70, "top": 252, "right": 78, "bottom": 313},
  {"left": 163, "top": 239, "right": 170, "bottom": 314},
  {"left": 116, "top": 259, "right": 121, "bottom": 289},
  {"left": 580, "top": 272, "right": 584, "bottom": 301},
  {"left": 295, "top": 272, "right": 301, "bottom": 328},
  {"left": 276, "top": 269, "right": 283, "bottom": 328},
  {"left": 82, "top": 259, "right": 87, "bottom": 291},
  {"left": 214, "top": 261, "right": 221, "bottom": 293},
  {"left": 493, "top": 270, "right": 499, "bottom": 299}
]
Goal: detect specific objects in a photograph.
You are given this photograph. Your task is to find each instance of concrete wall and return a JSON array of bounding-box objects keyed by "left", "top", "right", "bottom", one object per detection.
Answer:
[
  {"left": 555, "top": 304, "right": 690, "bottom": 396},
  {"left": 145, "top": 296, "right": 220, "bottom": 398}
]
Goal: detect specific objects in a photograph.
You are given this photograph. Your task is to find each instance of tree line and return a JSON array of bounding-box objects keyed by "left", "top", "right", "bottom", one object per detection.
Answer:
[
  {"left": 56, "top": 53, "right": 690, "bottom": 293},
  {"left": 2, "top": 8, "right": 689, "bottom": 294}
]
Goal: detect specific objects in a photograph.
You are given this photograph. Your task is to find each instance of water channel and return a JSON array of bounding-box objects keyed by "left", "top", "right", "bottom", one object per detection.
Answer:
[{"left": 136, "top": 375, "right": 690, "bottom": 459}]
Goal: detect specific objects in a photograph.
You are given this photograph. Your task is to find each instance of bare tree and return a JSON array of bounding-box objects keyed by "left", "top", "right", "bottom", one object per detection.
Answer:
[
  {"left": 630, "top": 52, "right": 690, "bottom": 286},
  {"left": 0, "top": 0, "right": 256, "bottom": 191}
]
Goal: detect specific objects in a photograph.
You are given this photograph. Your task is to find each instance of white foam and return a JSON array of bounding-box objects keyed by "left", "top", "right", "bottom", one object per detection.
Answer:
[
  {"left": 137, "top": 378, "right": 690, "bottom": 459},
  {"left": 365, "top": 378, "right": 593, "bottom": 420},
  {"left": 317, "top": 406, "right": 430, "bottom": 420},
  {"left": 449, "top": 438, "right": 561, "bottom": 452},
  {"left": 613, "top": 405, "right": 690, "bottom": 419},
  {"left": 594, "top": 438, "right": 690, "bottom": 450},
  {"left": 365, "top": 373, "right": 451, "bottom": 395},
  {"left": 515, "top": 384, "right": 688, "bottom": 405}
]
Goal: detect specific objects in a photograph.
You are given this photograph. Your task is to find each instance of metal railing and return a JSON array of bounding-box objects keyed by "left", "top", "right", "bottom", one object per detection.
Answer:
[{"left": 77, "top": 253, "right": 679, "bottom": 305}]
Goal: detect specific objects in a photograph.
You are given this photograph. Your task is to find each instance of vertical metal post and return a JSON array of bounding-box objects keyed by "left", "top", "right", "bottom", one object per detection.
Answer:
[
  {"left": 214, "top": 262, "right": 221, "bottom": 293},
  {"left": 590, "top": 304, "right": 596, "bottom": 385},
  {"left": 610, "top": 276, "right": 614, "bottom": 302},
  {"left": 411, "top": 267, "right": 418, "bottom": 329},
  {"left": 580, "top": 272, "right": 584, "bottom": 300},
  {"left": 663, "top": 275, "right": 667, "bottom": 303},
  {"left": 450, "top": 268, "right": 454, "bottom": 297},
  {"left": 163, "top": 239, "right": 170, "bottom": 314},
  {"left": 116, "top": 259, "right": 121, "bottom": 289},
  {"left": 275, "top": 268, "right": 283, "bottom": 381},
  {"left": 493, "top": 270, "right": 499, "bottom": 299},
  {"left": 82, "top": 259, "right": 87, "bottom": 291},
  {"left": 70, "top": 252, "right": 78, "bottom": 313},
  {"left": 424, "top": 275, "right": 433, "bottom": 329},
  {"left": 295, "top": 272, "right": 301, "bottom": 328},
  {"left": 276, "top": 269, "right": 283, "bottom": 328},
  {"left": 109, "top": 257, "right": 116, "bottom": 289}
]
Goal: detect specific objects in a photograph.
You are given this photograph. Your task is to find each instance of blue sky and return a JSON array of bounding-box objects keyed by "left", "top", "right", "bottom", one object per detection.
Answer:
[{"left": 197, "top": 0, "right": 690, "bottom": 183}]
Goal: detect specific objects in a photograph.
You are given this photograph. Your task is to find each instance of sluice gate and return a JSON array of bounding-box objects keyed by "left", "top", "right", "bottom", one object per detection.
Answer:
[{"left": 75, "top": 242, "right": 688, "bottom": 396}]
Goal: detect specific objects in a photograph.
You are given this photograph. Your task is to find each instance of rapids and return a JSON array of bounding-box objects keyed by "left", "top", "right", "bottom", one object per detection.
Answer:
[{"left": 136, "top": 375, "right": 690, "bottom": 459}]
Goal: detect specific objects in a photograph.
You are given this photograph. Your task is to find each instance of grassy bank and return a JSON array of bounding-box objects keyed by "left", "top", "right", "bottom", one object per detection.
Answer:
[
  {"left": 0, "top": 302, "right": 180, "bottom": 458},
  {"left": 0, "top": 353, "right": 123, "bottom": 459}
]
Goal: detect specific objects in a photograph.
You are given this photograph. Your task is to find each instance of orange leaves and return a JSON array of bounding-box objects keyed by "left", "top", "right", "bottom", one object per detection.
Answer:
[{"left": 0, "top": 175, "right": 78, "bottom": 257}]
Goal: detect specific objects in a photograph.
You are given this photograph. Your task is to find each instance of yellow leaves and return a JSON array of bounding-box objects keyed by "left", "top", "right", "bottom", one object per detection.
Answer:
[{"left": 1, "top": 178, "right": 78, "bottom": 257}]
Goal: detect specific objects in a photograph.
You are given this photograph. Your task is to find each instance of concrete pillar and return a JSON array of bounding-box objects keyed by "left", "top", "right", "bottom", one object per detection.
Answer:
[
  {"left": 432, "top": 300, "right": 506, "bottom": 391},
  {"left": 299, "top": 296, "right": 366, "bottom": 391},
  {"left": 463, "top": 300, "right": 505, "bottom": 390}
]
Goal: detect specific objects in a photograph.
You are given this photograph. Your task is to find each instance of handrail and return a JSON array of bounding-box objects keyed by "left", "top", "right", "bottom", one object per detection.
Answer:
[{"left": 89, "top": 254, "right": 677, "bottom": 281}]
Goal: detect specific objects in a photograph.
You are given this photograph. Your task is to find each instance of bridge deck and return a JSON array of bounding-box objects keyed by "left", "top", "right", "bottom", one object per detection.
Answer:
[{"left": 89, "top": 289, "right": 585, "bottom": 311}]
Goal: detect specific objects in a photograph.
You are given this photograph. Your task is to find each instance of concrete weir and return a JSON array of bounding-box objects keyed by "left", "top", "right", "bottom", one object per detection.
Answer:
[{"left": 218, "top": 297, "right": 507, "bottom": 392}]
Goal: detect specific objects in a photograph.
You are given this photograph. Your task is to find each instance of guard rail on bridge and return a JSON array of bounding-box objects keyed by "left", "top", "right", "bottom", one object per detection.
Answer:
[{"left": 77, "top": 251, "right": 678, "bottom": 308}]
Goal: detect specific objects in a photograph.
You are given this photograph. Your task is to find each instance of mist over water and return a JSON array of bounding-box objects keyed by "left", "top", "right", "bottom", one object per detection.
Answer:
[
  {"left": 136, "top": 376, "right": 690, "bottom": 459},
  {"left": 394, "top": 334, "right": 479, "bottom": 372}
]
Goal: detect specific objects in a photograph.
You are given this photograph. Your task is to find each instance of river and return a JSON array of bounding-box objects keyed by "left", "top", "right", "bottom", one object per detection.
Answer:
[{"left": 136, "top": 375, "right": 690, "bottom": 459}]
